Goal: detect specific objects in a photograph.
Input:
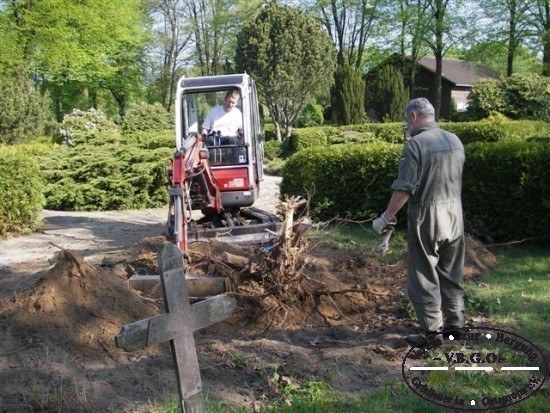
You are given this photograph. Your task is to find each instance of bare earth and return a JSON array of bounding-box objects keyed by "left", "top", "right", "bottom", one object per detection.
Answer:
[{"left": 0, "top": 174, "right": 497, "bottom": 412}]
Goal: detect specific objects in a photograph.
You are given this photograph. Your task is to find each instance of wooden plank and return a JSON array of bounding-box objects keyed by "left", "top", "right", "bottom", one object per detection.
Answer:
[
  {"left": 128, "top": 275, "right": 229, "bottom": 298},
  {"left": 115, "top": 243, "right": 236, "bottom": 413},
  {"left": 115, "top": 295, "right": 235, "bottom": 351},
  {"left": 158, "top": 245, "right": 202, "bottom": 404}
]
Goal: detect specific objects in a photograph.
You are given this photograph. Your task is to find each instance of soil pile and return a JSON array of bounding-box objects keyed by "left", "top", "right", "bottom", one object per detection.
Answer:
[
  {"left": 464, "top": 235, "right": 498, "bottom": 279},
  {"left": 184, "top": 240, "right": 407, "bottom": 334},
  {"left": 0, "top": 234, "right": 497, "bottom": 359},
  {"left": 0, "top": 249, "right": 159, "bottom": 358}
]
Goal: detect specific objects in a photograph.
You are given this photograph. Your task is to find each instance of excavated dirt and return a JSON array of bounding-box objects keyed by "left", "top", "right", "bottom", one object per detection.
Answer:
[{"left": 0, "top": 203, "right": 497, "bottom": 412}]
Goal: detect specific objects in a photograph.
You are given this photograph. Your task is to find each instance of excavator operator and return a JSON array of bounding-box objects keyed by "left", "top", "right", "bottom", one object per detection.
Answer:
[{"left": 202, "top": 89, "right": 243, "bottom": 146}]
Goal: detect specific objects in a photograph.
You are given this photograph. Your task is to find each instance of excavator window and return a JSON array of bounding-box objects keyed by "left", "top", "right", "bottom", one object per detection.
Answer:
[{"left": 182, "top": 89, "right": 247, "bottom": 167}]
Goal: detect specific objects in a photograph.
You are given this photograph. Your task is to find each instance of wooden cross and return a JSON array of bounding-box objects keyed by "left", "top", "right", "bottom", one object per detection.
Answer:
[{"left": 115, "top": 243, "right": 236, "bottom": 413}]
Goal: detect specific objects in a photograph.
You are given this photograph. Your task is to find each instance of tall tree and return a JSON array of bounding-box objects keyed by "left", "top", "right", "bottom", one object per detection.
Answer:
[
  {"left": 307, "top": 0, "right": 382, "bottom": 69},
  {"left": 0, "top": 69, "right": 52, "bottom": 144},
  {"left": 422, "top": 0, "right": 475, "bottom": 118},
  {"left": 462, "top": 41, "right": 542, "bottom": 75},
  {"left": 331, "top": 64, "right": 365, "bottom": 125},
  {"left": 389, "top": 0, "right": 431, "bottom": 98},
  {"left": 149, "top": 0, "right": 192, "bottom": 111},
  {"left": 530, "top": 0, "right": 550, "bottom": 76},
  {"left": 368, "top": 64, "right": 409, "bottom": 122},
  {"left": 236, "top": 1, "right": 336, "bottom": 140},
  {"left": 1, "top": 0, "right": 149, "bottom": 120},
  {"left": 480, "top": 0, "right": 532, "bottom": 77},
  {"left": 183, "top": 0, "right": 260, "bottom": 76}
]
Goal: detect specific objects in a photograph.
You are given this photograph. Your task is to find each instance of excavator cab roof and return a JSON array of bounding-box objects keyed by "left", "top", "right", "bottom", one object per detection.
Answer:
[{"left": 178, "top": 74, "right": 249, "bottom": 91}]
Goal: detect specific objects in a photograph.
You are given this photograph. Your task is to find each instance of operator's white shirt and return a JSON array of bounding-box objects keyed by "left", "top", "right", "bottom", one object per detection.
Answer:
[{"left": 202, "top": 105, "right": 243, "bottom": 137}]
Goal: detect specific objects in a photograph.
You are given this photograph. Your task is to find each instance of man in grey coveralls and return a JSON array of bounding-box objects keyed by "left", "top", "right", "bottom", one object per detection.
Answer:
[{"left": 372, "top": 97, "right": 465, "bottom": 346}]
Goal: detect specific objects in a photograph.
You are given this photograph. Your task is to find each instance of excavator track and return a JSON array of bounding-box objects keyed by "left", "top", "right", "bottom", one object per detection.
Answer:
[{"left": 186, "top": 207, "right": 281, "bottom": 245}]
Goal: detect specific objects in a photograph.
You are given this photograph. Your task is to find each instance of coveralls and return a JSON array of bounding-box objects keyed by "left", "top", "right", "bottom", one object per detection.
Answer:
[{"left": 391, "top": 122, "right": 465, "bottom": 333}]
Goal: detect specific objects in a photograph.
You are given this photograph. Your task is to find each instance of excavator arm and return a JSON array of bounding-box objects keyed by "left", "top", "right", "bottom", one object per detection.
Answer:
[{"left": 167, "top": 133, "right": 222, "bottom": 256}]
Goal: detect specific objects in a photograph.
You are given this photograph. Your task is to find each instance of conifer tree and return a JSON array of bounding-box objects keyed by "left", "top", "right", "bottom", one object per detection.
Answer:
[
  {"left": 331, "top": 64, "right": 365, "bottom": 125},
  {"left": 369, "top": 65, "right": 408, "bottom": 122},
  {"left": 0, "top": 70, "right": 51, "bottom": 144}
]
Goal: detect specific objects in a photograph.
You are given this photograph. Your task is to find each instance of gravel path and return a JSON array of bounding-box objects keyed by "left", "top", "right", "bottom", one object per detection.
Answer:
[{"left": 0, "top": 174, "right": 281, "bottom": 290}]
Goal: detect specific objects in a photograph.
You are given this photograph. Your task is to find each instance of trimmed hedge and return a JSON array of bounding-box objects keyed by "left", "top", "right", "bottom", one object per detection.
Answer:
[
  {"left": 281, "top": 138, "right": 550, "bottom": 242},
  {"left": 441, "top": 120, "right": 550, "bottom": 144},
  {"left": 280, "top": 142, "right": 402, "bottom": 220},
  {"left": 289, "top": 126, "right": 340, "bottom": 151},
  {"left": 0, "top": 145, "right": 46, "bottom": 237},
  {"left": 289, "top": 120, "right": 550, "bottom": 152},
  {"left": 463, "top": 140, "right": 550, "bottom": 242}
]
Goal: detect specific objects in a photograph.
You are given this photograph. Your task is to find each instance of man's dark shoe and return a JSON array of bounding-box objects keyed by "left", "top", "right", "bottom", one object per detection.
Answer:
[
  {"left": 406, "top": 333, "right": 442, "bottom": 348},
  {"left": 442, "top": 326, "right": 463, "bottom": 341},
  {"left": 406, "top": 334, "right": 429, "bottom": 347}
]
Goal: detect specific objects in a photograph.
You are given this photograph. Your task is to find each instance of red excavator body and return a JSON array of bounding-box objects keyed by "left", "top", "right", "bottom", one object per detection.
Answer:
[{"left": 166, "top": 74, "right": 280, "bottom": 256}]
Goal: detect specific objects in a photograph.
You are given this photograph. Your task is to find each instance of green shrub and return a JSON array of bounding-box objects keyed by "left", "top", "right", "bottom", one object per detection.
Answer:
[
  {"left": 290, "top": 126, "right": 339, "bottom": 151},
  {"left": 131, "top": 130, "right": 174, "bottom": 149},
  {"left": 503, "top": 74, "right": 550, "bottom": 121},
  {"left": 280, "top": 142, "right": 402, "bottom": 219},
  {"left": 463, "top": 140, "right": 550, "bottom": 242},
  {"left": 466, "top": 79, "right": 506, "bottom": 119},
  {"left": 264, "top": 158, "right": 286, "bottom": 176},
  {"left": 328, "top": 131, "right": 377, "bottom": 145},
  {"left": 121, "top": 102, "right": 174, "bottom": 134},
  {"left": 41, "top": 145, "right": 172, "bottom": 211},
  {"left": 336, "top": 123, "right": 405, "bottom": 144},
  {"left": 58, "top": 108, "right": 117, "bottom": 145},
  {"left": 263, "top": 140, "right": 283, "bottom": 160},
  {"left": 40, "top": 131, "right": 173, "bottom": 211},
  {"left": 468, "top": 74, "right": 550, "bottom": 121},
  {"left": 297, "top": 102, "right": 325, "bottom": 127},
  {"left": 0, "top": 145, "right": 45, "bottom": 237},
  {"left": 280, "top": 127, "right": 550, "bottom": 243},
  {"left": 263, "top": 123, "right": 277, "bottom": 141},
  {"left": 0, "top": 71, "right": 53, "bottom": 144}
]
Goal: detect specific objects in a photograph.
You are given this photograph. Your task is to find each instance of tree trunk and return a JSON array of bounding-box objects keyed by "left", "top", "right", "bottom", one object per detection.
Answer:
[
  {"left": 544, "top": 33, "right": 550, "bottom": 76},
  {"left": 434, "top": 51, "right": 443, "bottom": 120},
  {"left": 433, "top": 0, "right": 445, "bottom": 120},
  {"left": 111, "top": 91, "right": 126, "bottom": 119},
  {"left": 542, "top": 18, "right": 550, "bottom": 76},
  {"left": 285, "top": 123, "right": 292, "bottom": 140},
  {"left": 274, "top": 121, "right": 281, "bottom": 141},
  {"left": 507, "top": 0, "right": 517, "bottom": 77}
]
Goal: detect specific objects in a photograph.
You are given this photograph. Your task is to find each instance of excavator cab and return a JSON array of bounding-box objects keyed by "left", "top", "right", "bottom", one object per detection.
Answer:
[{"left": 175, "top": 73, "right": 264, "bottom": 210}]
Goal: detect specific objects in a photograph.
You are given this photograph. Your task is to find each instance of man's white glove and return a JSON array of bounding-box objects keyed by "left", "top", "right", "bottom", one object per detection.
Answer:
[{"left": 372, "top": 212, "right": 397, "bottom": 234}]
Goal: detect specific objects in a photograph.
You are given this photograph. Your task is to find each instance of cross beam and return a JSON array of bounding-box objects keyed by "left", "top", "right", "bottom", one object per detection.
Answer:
[{"left": 116, "top": 244, "right": 236, "bottom": 412}]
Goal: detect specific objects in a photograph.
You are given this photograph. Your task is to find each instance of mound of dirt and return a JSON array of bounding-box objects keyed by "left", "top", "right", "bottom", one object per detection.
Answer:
[
  {"left": 464, "top": 235, "right": 498, "bottom": 279},
  {"left": 193, "top": 241, "right": 407, "bottom": 334},
  {"left": 0, "top": 249, "right": 160, "bottom": 358},
  {"left": 0, "top": 233, "right": 497, "bottom": 362}
]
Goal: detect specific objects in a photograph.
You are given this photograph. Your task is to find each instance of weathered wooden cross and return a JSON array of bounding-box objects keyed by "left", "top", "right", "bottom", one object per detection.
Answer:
[{"left": 115, "top": 243, "right": 236, "bottom": 413}]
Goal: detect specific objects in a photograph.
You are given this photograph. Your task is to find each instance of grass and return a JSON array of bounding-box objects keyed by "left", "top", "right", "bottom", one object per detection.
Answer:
[
  {"left": 146, "top": 232, "right": 549, "bottom": 413},
  {"left": 472, "top": 244, "right": 550, "bottom": 351},
  {"left": 308, "top": 221, "right": 408, "bottom": 265}
]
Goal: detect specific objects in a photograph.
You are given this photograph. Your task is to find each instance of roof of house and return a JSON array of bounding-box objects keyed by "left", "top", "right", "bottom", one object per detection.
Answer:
[{"left": 417, "top": 56, "right": 499, "bottom": 87}]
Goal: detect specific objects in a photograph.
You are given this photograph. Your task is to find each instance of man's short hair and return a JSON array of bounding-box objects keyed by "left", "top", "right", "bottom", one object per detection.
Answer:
[
  {"left": 225, "top": 89, "right": 240, "bottom": 100},
  {"left": 405, "top": 97, "right": 435, "bottom": 119}
]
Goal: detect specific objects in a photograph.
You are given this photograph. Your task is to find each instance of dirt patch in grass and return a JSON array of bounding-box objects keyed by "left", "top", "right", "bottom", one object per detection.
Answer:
[{"left": 0, "top": 230, "right": 496, "bottom": 412}]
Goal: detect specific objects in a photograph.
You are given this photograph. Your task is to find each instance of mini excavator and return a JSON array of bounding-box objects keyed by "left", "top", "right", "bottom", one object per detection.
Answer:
[{"left": 165, "top": 74, "right": 281, "bottom": 258}]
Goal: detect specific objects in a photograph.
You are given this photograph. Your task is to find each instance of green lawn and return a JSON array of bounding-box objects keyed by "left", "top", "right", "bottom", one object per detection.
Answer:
[{"left": 150, "top": 236, "right": 550, "bottom": 413}]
